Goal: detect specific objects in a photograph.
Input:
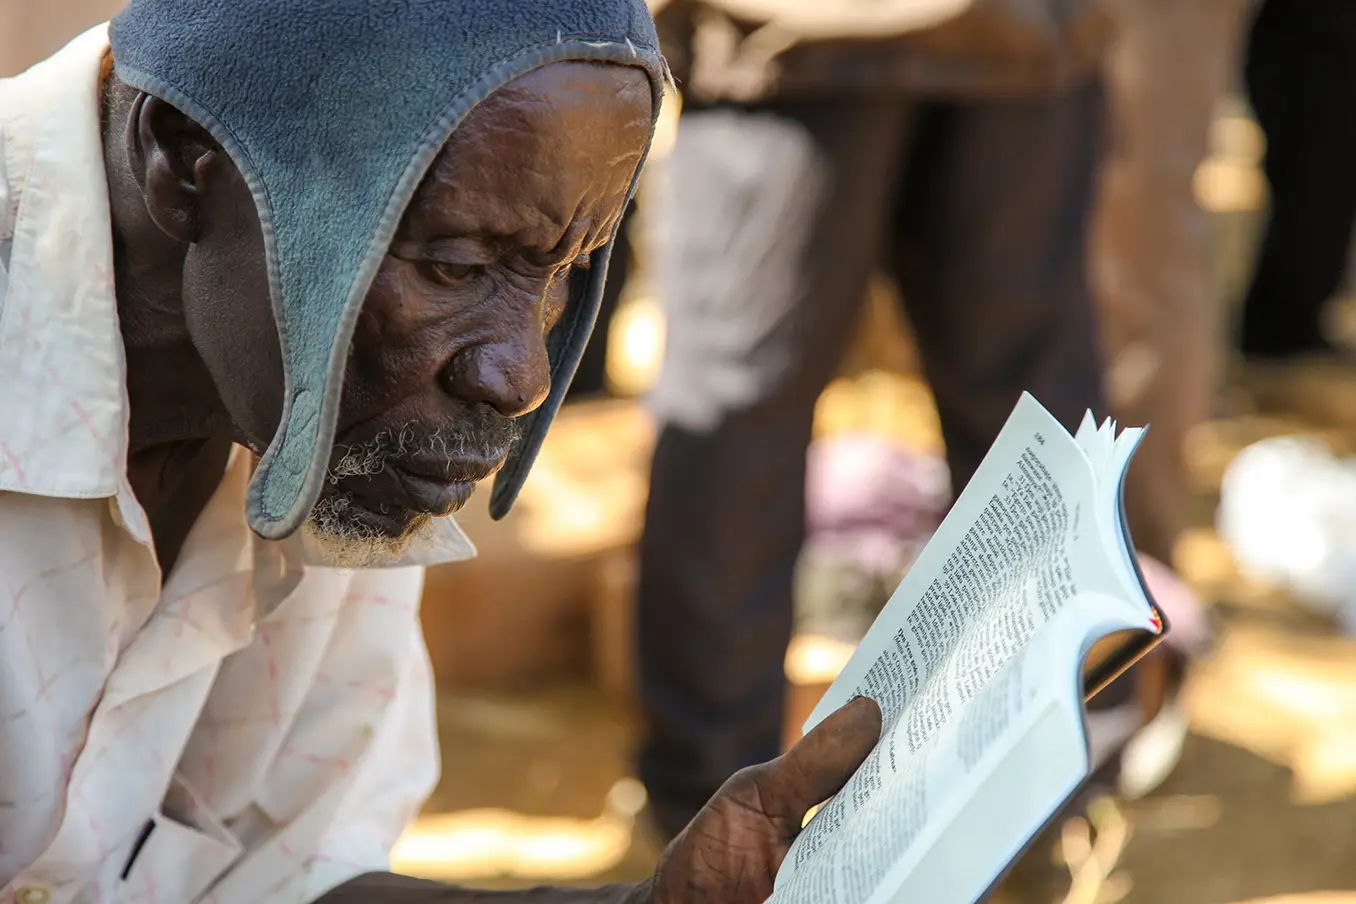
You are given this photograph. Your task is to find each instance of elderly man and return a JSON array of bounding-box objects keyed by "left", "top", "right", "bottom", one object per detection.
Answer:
[{"left": 0, "top": 1, "right": 880, "bottom": 902}]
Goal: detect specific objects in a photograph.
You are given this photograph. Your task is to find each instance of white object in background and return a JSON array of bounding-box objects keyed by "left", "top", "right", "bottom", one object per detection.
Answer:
[{"left": 1218, "top": 436, "right": 1356, "bottom": 631}]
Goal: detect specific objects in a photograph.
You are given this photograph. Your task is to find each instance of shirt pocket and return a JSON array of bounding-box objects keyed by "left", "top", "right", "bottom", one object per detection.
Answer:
[{"left": 117, "top": 775, "right": 243, "bottom": 904}]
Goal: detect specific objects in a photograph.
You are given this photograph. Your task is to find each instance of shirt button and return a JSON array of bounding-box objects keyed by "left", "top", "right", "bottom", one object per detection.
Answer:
[{"left": 18, "top": 885, "right": 50, "bottom": 904}]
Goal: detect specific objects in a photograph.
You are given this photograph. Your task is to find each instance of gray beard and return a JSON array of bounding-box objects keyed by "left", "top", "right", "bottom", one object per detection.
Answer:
[
  {"left": 302, "top": 492, "right": 432, "bottom": 569},
  {"left": 302, "top": 420, "right": 518, "bottom": 569}
]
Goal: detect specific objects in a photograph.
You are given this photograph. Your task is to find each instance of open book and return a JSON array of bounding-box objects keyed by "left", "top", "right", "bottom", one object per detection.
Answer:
[{"left": 770, "top": 393, "right": 1166, "bottom": 904}]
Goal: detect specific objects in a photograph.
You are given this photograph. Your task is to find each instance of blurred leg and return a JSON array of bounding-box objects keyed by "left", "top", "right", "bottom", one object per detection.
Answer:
[
  {"left": 887, "top": 78, "right": 1137, "bottom": 731},
  {"left": 890, "top": 78, "right": 1108, "bottom": 494},
  {"left": 637, "top": 96, "right": 913, "bottom": 836},
  {"left": 1094, "top": 0, "right": 1250, "bottom": 564},
  {"left": 1240, "top": 0, "right": 1356, "bottom": 358}
]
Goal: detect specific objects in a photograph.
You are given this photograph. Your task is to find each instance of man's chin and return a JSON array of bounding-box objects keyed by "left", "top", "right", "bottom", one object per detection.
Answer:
[{"left": 303, "top": 496, "right": 434, "bottom": 569}]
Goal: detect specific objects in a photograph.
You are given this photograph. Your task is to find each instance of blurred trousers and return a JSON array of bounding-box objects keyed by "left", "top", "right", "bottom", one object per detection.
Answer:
[
  {"left": 1239, "top": 0, "right": 1356, "bottom": 358},
  {"left": 635, "top": 79, "right": 1110, "bottom": 835}
]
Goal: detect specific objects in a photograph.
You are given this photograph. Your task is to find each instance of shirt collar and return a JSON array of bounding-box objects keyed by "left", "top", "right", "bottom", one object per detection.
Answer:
[
  {"left": 0, "top": 24, "right": 475, "bottom": 568},
  {"left": 0, "top": 23, "right": 128, "bottom": 503}
]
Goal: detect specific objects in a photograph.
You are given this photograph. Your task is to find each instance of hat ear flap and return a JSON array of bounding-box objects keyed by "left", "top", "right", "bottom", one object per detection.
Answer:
[{"left": 489, "top": 237, "right": 616, "bottom": 519}]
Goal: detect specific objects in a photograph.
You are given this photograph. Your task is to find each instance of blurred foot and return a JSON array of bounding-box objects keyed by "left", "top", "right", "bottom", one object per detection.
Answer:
[
  {"left": 1109, "top": 555, "right": 1202, "bottom": 800},
  {"left": 1118, "top": 692, "right": 1189, "bottom": 800}
]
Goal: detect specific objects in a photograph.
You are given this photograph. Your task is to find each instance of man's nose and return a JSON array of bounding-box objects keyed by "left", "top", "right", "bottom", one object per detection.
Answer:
[{"left": 440, "top": 332, "right": 552, "bottom": 419}]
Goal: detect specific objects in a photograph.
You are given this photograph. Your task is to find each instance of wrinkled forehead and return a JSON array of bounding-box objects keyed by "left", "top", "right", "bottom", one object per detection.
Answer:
[{"left": 399, "top": 60, "right": 656, "bottom": 238}]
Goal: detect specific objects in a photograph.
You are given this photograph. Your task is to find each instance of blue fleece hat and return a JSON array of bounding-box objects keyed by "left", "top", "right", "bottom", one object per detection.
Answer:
[{"left": 108, "top": 0, "right": 665, "bottom": 540}]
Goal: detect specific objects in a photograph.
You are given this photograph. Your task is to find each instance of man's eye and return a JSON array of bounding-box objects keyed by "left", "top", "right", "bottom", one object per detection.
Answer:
[
  {"left": 550, "top": 253, "right": 593, "bottom": 285},
  {"left": 422, "top": 261, "right": 485, "bottom": 286}
]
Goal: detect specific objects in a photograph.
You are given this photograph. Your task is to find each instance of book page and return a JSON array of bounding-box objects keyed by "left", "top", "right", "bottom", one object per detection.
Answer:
[
  {"left": 1075, "top": 410, "right": 1116, "bottom": 483},
  {"left": 801, "top": 393, "right": 1099, "bottom": 737},
  {"left": 886, "top": 688, "right": 1088, "bottom": 904},
  {"left": 773, "top": 590, "right": 1142, "bottom": 904},
  {"left": 1104, "top": 426, "right": 1149, "bottom": 599},
  {"left": 775, "top": 394, "right": 1156, "bottom": 904},
  {"left": 773, "top": 624, "right": 1088, "bottom": 904}
]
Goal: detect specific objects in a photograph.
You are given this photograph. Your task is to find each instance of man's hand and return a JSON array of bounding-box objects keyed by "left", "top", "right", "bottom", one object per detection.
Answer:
[{"left": 648, "top": 696, "right": 882, "bottom": 904}]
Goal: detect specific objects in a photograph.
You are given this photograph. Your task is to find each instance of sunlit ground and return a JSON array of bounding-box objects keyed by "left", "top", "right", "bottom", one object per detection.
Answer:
[{"left": 397, "top": 101, "right": 1356, "bottom": 902}]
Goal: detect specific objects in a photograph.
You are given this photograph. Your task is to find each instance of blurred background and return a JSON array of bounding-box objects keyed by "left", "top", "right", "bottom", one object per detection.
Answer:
[{"left": 12, "top": 1, "right": 1356, "bottom": 902}]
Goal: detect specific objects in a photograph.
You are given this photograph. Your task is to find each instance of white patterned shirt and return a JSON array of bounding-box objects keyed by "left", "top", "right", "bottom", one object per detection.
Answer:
[{"left": 0, "top": 24, "right": 476, "bottom": 904}]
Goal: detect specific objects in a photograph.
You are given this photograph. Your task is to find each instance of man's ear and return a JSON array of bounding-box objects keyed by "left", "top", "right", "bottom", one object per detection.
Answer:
[{"left": 127, "top": 93, "right": 222, "bottom": 244}]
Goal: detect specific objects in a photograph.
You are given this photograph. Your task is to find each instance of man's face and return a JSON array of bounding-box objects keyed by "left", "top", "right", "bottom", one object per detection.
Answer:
[{"left": 177, "top": 62, "right": 653, "bottom": 563}]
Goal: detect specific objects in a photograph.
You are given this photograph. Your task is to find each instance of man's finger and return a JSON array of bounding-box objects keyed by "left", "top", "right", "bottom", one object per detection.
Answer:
[{"left": 757, "top": 696, "right": 882, "bottom": 822}]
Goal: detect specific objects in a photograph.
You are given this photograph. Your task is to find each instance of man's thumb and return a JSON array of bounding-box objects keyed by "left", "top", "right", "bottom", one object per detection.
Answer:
[{"left": 757, "top": 696, "right": 882, "bottom": 824}]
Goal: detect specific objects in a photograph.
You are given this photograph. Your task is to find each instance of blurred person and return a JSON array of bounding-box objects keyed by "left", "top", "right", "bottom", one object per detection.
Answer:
[
  {"left": 1092, "top": 0, "right": 1251, "bottom": 795},
  {"left": 1095, "top": 0, "right": 1250, "bottom": 572},
  {"left": 635, "top": 0, "right": 1128, "bottom": 841},
  {"left": 1238, "top": 0, "right": 1356, "bottom": 371},
  {"left": 0, "top": 2, "right": 884, "bottom": 902}
]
